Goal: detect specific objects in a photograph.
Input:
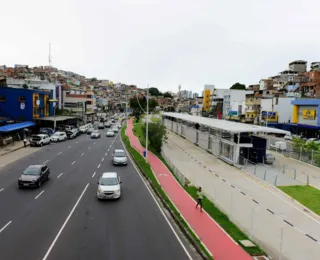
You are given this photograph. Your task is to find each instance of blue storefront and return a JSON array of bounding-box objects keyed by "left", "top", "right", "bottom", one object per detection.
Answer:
[{"left": 0, "top": 87, "right": 54, "bottom": 121}]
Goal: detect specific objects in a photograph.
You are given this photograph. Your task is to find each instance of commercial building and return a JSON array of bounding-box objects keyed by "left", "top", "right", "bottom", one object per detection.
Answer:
[
  {"left": 291, "top": 99, "right": 320, "bottom": 136},
  {"left": 223, "top": 90, "right": 253, "bottom": 118},
  {"left": 0, "top": 87, "right": 53, "bottom": 121},
  {"left": 162, "top": 112, "right": 288, "bottom": 165}
]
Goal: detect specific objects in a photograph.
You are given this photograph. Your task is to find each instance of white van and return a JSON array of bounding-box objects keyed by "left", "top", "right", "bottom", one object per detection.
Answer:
[{"left": 270, "top": 141, "right": 287, "bottom": 151}]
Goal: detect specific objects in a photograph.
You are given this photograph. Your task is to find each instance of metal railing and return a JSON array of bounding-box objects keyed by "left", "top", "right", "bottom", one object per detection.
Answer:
[{"left": 161, "top": 152, "right": 186, "bottom": 186}]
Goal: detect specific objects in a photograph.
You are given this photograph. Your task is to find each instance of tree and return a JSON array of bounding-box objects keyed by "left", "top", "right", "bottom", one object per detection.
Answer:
[
  {"left": 148, "top": 87, "right": 161, "bottom": 96},
  {"left": 230, "top": 82, "right": 246, "bottom": 90},
  {"left": 163, "top": 92, "right": 173, "bottom": 98},
  {"left": 142, "top": 122, "right": 166, "bottom": 153},
  {"left": 292, "top": 137, "right": 306, "bottom": 152},
  {"left": 129, "top": 96, "right": 158, "bottom": 113}
]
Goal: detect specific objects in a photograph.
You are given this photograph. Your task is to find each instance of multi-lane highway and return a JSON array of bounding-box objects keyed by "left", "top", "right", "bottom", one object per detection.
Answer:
[{"left": 0, "top": 123, "right": 195, "bottom": 260}]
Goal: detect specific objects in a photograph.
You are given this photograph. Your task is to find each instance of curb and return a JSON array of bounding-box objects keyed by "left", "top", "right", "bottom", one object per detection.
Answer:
[{"left": 0, "top": 143, "right": 30, "bottom": 157}]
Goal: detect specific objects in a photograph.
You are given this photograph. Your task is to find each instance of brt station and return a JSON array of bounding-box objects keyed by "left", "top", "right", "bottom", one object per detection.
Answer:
[{"left": 162, "top": 112, "right": 289, "bottom": 166}]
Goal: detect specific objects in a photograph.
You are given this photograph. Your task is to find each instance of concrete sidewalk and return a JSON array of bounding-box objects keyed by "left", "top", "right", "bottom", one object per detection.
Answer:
[
  {"left": 163, "top": 131, "right": 320, "bottom": 260},
  {"left": 268, "top": 150, "right": 320, "bottom": 189},
  {"left": 0, "top": 141, "right": 28, "bottom": 156}
]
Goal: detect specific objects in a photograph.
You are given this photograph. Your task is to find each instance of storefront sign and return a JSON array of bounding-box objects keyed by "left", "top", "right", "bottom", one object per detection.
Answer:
[
  {"left": 302, "top": 109, "right": 316, "bottom": 120},
  {"left": 261, "top": 111, "right": 277, "bottom": 120},
  {"left": 20, "top": 102, "right": 25, "bottom": 110}
]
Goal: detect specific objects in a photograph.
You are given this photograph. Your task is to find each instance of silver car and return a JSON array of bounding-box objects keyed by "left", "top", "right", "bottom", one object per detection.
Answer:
[
  {"left": 112, "top": 149, "right": 128, "bottom": 165},
  {"left": 97, "top": 172, "right": 122, "bottom": 200},
  {"left": 91, "top": 130, "right": 100, "bottom": 138},
  {"left": 106, "top": 130, "right": 115, "bottom": 137},
  {"left": 265, "top": 153, "right": 275, "bottom": 164}
]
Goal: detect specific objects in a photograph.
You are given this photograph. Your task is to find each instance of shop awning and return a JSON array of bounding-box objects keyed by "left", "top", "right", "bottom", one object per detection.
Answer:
[{"left": 0, "top": 122, "right": 35, "bottom": 133}]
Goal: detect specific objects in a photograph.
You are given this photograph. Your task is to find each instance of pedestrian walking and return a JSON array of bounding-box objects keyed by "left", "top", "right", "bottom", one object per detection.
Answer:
[{"left": 196, "top": 187, "right": 204, "bottom": 212}]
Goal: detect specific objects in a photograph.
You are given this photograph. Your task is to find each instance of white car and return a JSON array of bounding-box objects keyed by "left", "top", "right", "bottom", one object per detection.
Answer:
[
  {"left": 50, "top": 132, "right": 67, "bottom": 142},
  {"left": 30, "top": 134, "right": 50, "bottom": 147},
  {"left": 91, "top": 130, "right": 101, "bottom": 138},
  {"left": 106, "top": 130, "right": 115, "bottom": 137},
  {"left": 284, "top": 134, "right": 293, "bottom": 141},
  {"left": 112, "top": 127, "right": 119, "bottom": 133},
  {"left": 112, "top": 149, "right": 128, "bottom": 165},
  {"left": 97, "top": 172, "right": 122, "bottom": 200},
  {"left": 116, "top": 124, "right": 122, "bottom": 129}
]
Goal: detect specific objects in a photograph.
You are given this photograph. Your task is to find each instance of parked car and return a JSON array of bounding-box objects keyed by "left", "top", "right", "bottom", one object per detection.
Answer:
[
  {"left": 66, "top": 129, "right": 78, "bottom": 139},
  {"left": 106, "top": 130, "right": 115, "bottom": 137},
  {"left": 87, "top": 128, "right": 95, "bottom": 135},
  {"left": 270, "top": 141, "right": 287, "bottom": 151},
  {"left": 98, "top": 123, "right": 104, "bottom": 129},
  {"left": 79, "top": 125, "right": 88, "bottom": 134},
  {"left": 39, "top": 128, "right": 54, "bottom": 136},
  {"left": 91, "top": 130, "right": 101, "bottom": 138},
  {"left": 284, "top": 134, "right": 293, "bottom": 141},
  {"left": 265, "top": 153, "right": 275, "bottom": 164},
  {"left": 30, "top": 134, "right": 50, "bottom": 147},
  {"left": 50, "top": 132, "right": 67, "bottom": 142},
  {"left": 18, "top": 165, "right": 50, "bottom": 188},
  {"left": 112, "top": 149, "right": 128, "bottom": 165},
  {"left": 97, "top": 172, "right": 122, "bottom": 200}
]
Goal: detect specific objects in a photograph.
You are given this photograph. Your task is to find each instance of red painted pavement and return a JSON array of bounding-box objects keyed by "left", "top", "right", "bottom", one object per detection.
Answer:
[{"left": 126, "top": 118, "right": 252, "bottom": 260}]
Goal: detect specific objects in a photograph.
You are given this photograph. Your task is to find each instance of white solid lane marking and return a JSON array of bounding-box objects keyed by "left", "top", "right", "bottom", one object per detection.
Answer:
[
  {"left": 0, "top": 221, "right": 12, "bottom": 234},
  {"left": 43, "top": 160, "right": 49, "bottom": 164},
  {"left": 42, "top": 183, "right": 90, "bottom": 260},
  {"left": 97, "top": 164, "right": 101, "bottom": 169},
  {"left": 92, "top": 172, "right": 96, "bottom": 178},
  {"left": 101, "top": 158, "right": 104, "bottom": 162},
  {"left": 68, "top": 146, "right": 71, "bottom": 148},
  {"left": 0, "top": 188, "right": 4, "bottom": 192},
  {"left": 120, "top": 138, "right": 193, "bottom": 260},
  {"left": 81, "top": 153, "right": 84, "bottom": 156},
  {"left": 35, "top": 190, "right": 45, "bottom": 200},
  {"left": 71, "top": 161, "right": 76, "bottom": 166},
  {"left": 57, "top": 152, "right": 62, "bottom": 156},
  {"left": 57, "top": 173, "right": 64, "bottom": 179},
  {"left": 88, "top": 147, "right": 91, "bottom": 150}
]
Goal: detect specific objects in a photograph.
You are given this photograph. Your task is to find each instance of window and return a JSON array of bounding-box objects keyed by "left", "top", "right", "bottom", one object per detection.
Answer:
[
  {"left": 0, "top": 96, "right": 5, "bottom": 102},
  {"left": 18, "top": 96, "right": 26, "bottom": 102}
]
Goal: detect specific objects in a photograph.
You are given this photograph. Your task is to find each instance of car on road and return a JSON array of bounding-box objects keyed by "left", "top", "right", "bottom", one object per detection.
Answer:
[
  {"left": 50, "top": 132, "right": 67, "bottom": 142},
  {"left": 106, "top": 130, "right": 115, "bottom": 137},
  {"left": 264, "top": 153, "right": 275, "bottom": 164},
  {"left": 112, "top": 127, "right": 119, "bottom": 133},
  {"left": 91, "top": 130, "right": 101, "bottom": 138},
  {"left": 112, "top": 149, "right": 127, "bottom": 165},
  {"left": 87, "top": 128, "right": 95, "bottom": 135},
  {"left": 98, "top": 123, "right": 104, "bottom": 129},
  {"left": 111, "top": 119, "right": 115, "bottom": 124},
  {"left": 116, "top": 124, "right": 122, "bottom": 129},
  {"left": 18, "top": 165, "right": 50, "bottom": 188},
  {"left": 66, "top": 129, "right": 78, "bottom": 139},
  {"left": 97, "top": 172, "right": 122, "bottom": 200},
  {"left": 30, "top": 134, "right": 50, "bottom": 147},
  {"left": 104, "top": 122, "right": 111, "bottom": 128}
]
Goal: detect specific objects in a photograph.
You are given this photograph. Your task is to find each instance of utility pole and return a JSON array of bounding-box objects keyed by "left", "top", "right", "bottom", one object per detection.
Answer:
[
  {"left": 146, "top": 85, "right": 149, "bottom": 163},
  {"left": 48, "top": 43, "right": 52, "bottom": 67}
]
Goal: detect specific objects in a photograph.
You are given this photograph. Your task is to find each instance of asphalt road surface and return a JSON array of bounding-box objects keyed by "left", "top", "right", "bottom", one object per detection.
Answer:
[{"left": 0, "top": 124, "right": 194, "bottom": 260}]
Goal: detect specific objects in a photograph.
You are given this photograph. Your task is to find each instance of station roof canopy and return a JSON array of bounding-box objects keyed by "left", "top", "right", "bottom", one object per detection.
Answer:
[
  {"left": 33, "top": 116, "right": 77, "bottom": 122},
  {"left": 162, "top": 112, "right": 290, "bottom": 135}
]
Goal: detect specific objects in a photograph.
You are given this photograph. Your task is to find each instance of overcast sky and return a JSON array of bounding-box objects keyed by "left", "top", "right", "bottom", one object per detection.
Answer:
[{"left": 1, "top": 0, "right": 320, "bottom": 94}]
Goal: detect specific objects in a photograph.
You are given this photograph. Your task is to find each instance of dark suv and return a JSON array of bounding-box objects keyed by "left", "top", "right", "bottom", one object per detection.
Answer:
[{"left": 18, "top": 165, "right": 50, "bottom": 188}]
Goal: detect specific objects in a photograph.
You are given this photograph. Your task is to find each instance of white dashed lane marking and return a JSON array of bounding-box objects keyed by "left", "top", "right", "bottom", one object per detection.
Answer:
[
  {"left": 92, "top": 172, "right": 96, "bottom": 178},
  {"left": 57, "top": 173, "right": 64, "bottom": 179},
  {"left": 35, "top": 190, "right": 45, "bottom": 200},
  {"left": 71, "top": 161, "right": 76, "bottom": 166}
]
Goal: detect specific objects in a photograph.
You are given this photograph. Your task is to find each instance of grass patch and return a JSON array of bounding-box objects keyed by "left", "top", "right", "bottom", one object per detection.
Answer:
[
  {"left": 131, "top": 120, "right": 265, "bottom": 256},
  {"left": 279, "top": 185, "right": 320, "bottom": 215},
  {"left": 121, "top": 125, "right": 213, "bottom": 260},
  {"left": 151, "top": 117, "right": 161, "bottom": 123}
]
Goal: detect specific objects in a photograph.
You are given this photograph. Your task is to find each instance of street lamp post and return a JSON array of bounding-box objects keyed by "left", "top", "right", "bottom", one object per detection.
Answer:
[{"left": 145, "top": 85, "right": 149, "bottom": 163}]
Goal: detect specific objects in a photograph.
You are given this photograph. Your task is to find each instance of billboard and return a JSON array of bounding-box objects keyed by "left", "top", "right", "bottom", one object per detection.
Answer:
[
  {"left": 203, "top": 89, "right": 211, "bottom": 111},
  {"left": 302, "top": 109, "right": 316, "bottom": 120},
  {"left": 261, "top": 111, "right": 278, "bottom": 121}
]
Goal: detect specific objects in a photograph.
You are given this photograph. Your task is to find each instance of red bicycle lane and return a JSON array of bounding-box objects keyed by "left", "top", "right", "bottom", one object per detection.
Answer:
[{"left": 126, "top": 118, "right": 252, "bottom": 260}]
